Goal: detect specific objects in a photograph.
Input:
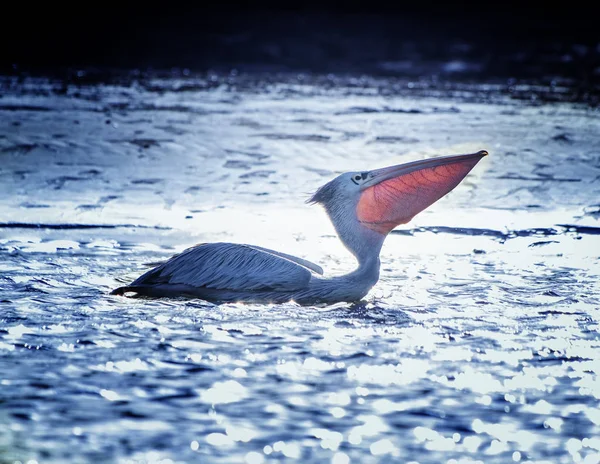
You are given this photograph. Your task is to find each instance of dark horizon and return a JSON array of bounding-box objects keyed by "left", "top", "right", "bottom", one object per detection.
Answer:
[{"left": 4, "top": 2, "right": 599, "bottom": 73}]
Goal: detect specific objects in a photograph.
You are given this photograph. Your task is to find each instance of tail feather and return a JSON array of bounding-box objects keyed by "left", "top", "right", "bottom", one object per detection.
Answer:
[{"left": 110, "top": 286, "right": 133, "bottom": 296}]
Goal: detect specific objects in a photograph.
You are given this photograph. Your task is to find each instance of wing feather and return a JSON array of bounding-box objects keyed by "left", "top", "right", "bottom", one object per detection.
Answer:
[
  {"left": 246, "top": 245, "right": 324, "bottom": 275},
  {"left": 131, "top": 243, "right": 318, "bottom": 292}
]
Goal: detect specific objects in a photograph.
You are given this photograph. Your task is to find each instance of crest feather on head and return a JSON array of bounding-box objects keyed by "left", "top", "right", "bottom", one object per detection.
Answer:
[{"left": 306, "top": 178, "right": 339, "bottom": 205}]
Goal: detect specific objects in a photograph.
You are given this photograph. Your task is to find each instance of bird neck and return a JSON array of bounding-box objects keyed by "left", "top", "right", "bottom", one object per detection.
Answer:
[
  {"left": 324, "top": 200, "right": 387, "bottom": 267},
  {"left": 348, "top": 247, "right": 381, "bottom": 286},
  {"left": 297, "top": 204, "right": 387, "bottom": 304},
  {"left": 308, "top": 228, "right": 383, "bottom": 303},
  {"left": 347, "top": 228, "right": 385, "bottom": 269}
]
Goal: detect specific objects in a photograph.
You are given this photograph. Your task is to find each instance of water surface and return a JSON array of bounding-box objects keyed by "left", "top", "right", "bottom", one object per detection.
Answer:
[{"left": 1, "top": 73, "right": 599, "bottom": 463}]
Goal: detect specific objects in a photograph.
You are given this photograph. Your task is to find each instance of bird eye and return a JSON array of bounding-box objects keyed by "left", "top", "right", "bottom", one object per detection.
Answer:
[{"left": 354, "top": 175, "right": 361, "bottom": 181}]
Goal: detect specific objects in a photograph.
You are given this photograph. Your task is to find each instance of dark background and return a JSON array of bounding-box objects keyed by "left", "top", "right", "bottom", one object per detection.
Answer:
[{"left": 4, "top": 2, "right": 598, "bottom": 76}]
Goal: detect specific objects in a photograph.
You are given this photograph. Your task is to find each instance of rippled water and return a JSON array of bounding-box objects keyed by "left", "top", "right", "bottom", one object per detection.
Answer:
[{"left": 1, "top": 73, "right": 600, "bottom": 463}]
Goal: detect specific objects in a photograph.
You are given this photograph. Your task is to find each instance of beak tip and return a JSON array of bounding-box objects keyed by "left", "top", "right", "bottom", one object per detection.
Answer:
[{"left": 477, "top": 150, "right": 489, "bottom": 157}]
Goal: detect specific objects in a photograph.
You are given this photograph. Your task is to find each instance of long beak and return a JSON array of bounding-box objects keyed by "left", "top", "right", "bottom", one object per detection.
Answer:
[
  {"left": 357, "top": 150, "right": 488, "bottom": 235},
  {"left": 361, "top": 150, "right": 488, "bottom": 190}
]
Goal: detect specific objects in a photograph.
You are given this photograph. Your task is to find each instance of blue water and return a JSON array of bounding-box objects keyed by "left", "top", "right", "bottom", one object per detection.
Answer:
[{"left": 1, "top": 73, "right": 599, "bottom": 463}]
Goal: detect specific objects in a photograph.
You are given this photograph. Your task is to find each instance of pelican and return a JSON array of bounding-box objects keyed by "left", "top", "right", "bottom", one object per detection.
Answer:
[{"left": 111, "top": 150, "right": 488, "bottom": 304}]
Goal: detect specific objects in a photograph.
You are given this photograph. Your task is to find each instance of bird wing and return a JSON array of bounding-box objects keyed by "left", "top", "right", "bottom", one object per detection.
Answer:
[
  {"left": 247, "top": 245, "right": 324, "bottom": 275},
  {"left": 131, "top": 242, "right": 321, "bottom": 292}
]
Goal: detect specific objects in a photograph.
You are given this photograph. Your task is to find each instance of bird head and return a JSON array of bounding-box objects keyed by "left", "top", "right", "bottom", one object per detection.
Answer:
[{"left": 308, "top": 150, "right": 488, "bottom": 238}]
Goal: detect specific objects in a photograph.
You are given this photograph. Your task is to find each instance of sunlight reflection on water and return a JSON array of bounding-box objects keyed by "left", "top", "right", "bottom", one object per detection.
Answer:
[{"left": 1, "top": 75, "right": 599, "bottom": 463}]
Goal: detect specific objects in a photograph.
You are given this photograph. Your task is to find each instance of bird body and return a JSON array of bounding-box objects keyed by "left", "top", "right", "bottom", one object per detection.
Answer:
[
  {"left": 111, "top": 150, "right": 488, "bottom": 304},
  {"left": 114, "top": 242, "right": 378, "bottom": 304}
]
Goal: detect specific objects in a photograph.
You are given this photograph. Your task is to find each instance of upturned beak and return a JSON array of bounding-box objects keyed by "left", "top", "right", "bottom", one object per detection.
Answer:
[
  {"left": 357, "top": 150, "right": 488, "bottom": 235},
  {"left": 361, "top": 150, "right": 488, "bottom": 189}
]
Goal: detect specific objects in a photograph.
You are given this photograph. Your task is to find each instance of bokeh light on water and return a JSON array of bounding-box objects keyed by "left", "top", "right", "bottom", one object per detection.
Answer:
[{"left": 1, "top": 70, "right": 599, "bottom": 463}]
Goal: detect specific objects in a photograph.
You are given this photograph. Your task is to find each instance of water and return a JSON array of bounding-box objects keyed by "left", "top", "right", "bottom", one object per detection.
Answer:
[{"left": 1, "top": 72, "right": 600, "bottom": 464}]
